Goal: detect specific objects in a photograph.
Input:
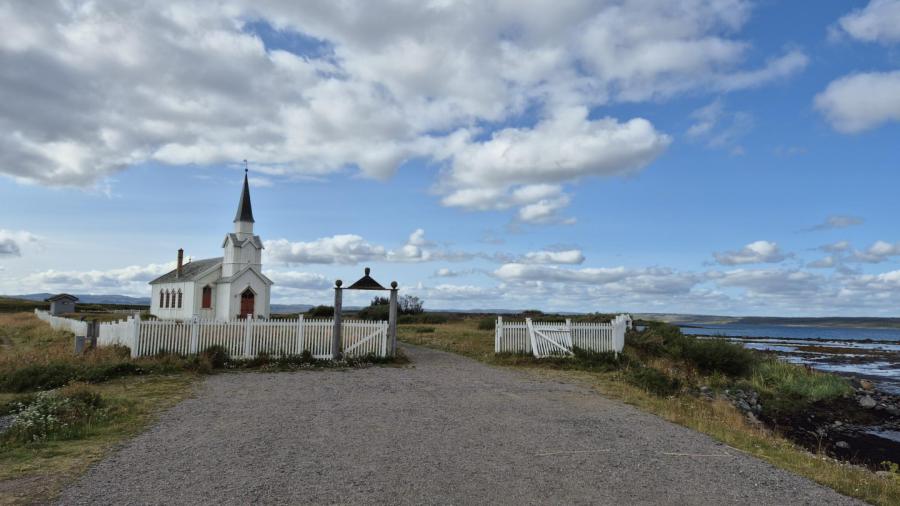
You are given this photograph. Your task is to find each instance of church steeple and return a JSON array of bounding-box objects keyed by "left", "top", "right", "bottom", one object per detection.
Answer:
[{"left": 234, "top": 161, "right": 255, "bottom": 224}]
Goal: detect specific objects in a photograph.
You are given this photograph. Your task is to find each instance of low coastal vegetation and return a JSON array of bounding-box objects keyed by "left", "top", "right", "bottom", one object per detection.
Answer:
[
  {"left": 400, "top": 317, "right": 899, "bottom": 506},
  {"left": 0, "top": 312, "right": 404, "bottom": 504}
]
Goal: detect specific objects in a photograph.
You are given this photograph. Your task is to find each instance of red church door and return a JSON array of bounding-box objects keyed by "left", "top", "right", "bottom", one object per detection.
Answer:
[{"left": 240, "top": 289, "right": 255, "bottom": 318}]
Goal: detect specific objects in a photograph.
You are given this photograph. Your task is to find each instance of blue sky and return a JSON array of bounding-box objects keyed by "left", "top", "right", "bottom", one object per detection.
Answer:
[{"left": 2, "top": 0, "right": 900, "bottom": 316}]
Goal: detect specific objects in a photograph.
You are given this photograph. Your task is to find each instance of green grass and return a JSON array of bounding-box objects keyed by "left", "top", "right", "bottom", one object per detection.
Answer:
[
  {"left": 0, "top": 375, "right": 195, "bottom": 505},
  {"left": 747, "top": 360, "right": 853, "bottom": 413},
  {"left": 399, "top": 318, "right": 900, "bottom": 506}
]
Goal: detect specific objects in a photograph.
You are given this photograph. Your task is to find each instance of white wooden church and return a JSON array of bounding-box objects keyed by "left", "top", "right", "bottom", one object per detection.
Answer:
[{"left": 149, "top": 170, "right": 273, "bottom": 321}]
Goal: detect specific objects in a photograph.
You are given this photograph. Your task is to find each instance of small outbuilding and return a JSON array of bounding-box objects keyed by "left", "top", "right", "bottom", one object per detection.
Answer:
[{"left": 45, "top": 293, "right": 78, "bottom": 315}]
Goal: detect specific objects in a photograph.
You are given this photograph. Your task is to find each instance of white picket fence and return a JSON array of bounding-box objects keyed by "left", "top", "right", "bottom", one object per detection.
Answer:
[
  {"left": 495, "top": 314, "right": 631, "bottom": 358},
  {"left": 34, "top": 309, "right": 88, "bottom": 336},
  {"left": 34, "top": 310, "right": 389, "bottom": 359}
]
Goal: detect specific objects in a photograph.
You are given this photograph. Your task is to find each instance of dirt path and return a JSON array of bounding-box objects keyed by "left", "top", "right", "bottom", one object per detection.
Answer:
[{"left": 57, "top": 345, "right": 860, "bottom": 505}]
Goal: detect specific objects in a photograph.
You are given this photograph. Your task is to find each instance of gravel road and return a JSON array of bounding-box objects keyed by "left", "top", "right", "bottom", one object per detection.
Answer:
[{"left": 58, "top": 345, "right": 860, "bottom": 505}]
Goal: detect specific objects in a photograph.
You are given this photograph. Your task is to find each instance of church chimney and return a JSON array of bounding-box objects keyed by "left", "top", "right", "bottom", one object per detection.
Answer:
[{"left": 177, "top": 249, "right": 184, "bottom": 278}]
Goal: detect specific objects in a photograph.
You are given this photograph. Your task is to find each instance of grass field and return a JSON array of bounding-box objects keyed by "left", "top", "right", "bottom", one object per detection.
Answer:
[
  {"left": 399, "top": 318, "right": 900, "bottom": 506},
  {"left": 0, "top": 312, "right": 198, "bottom": 504}
]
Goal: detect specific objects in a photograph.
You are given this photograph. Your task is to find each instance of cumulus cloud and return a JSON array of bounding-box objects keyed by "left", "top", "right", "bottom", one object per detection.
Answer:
[
  {"left": 265, "top": 229, "right": 477, "bottom": 265},
  {"left": 807, "top": 256, "right": 837, "bottom": 269},
  {"left": 821, "top": 240, "right": 852, "bottom": 253},
  {"left": 835, "top": 0, "right": 900, "bottom": 44},
  {"left": 266, "top": 271, "right": 331, "bottom": 290},
  {"left": 852, "top": 240, "right": 900, "bottom": 263},
  {"left": 712, "top": 241, "right": 789, "bottom": 266},
  {"left": 265, "top": 235, "right": 387, "bottom": 265},
  {"left": 439, "top": 107, "right": 671, "bottom": 221},
  {"left": 709, "top": 268, "right": 824, "bottom": 296},
  {"left": 0, "top": 1, "right": 806, "bottom": 222},
  {"left": 521, "top": 249, "right": 585, "bottom": 265},
  {"left": 22, "top": 262, "right": 174, "bottom": 295},
  {"left": 0, "top": 230, "right": 39, "bottom": 257},
  {"left": 815, "top": 71, "right": 900, "bottom": 133}
]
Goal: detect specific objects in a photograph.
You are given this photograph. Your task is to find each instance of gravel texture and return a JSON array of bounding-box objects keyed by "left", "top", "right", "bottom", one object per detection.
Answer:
[{"left": 58, "top": 345, "right": 861, "bottom": 505}]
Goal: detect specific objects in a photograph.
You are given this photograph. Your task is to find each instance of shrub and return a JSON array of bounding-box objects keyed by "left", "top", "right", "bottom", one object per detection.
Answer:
[
  {"left": 681, "top": 339, "right": 757, "bottom": 377},
  {"left": 200, "top": 345, "right": 229, "bottom": 369},
  {"left": 625, "top": 323, "right": 690, "bottom": 357},
  {"left": 477, "top": 318, "right": 495, "bottom": 331},
  {"left": 0, "top": 363, "right": 79, "bottom": 392},
  {"left": 572, "top": 348, "right": 629, "bottom": 371},
  {"left": 627, "top": 366, "right": 681, "bottom": 396},
  {"left": 357, "top": 304, "right": 389, "bottom": 321},
  {"left": 399, "top": 313, "right": 445, "bottom": 324},
  {"left": 2, "top": 385, "right": 107, "bottom": 444},
  {"left": 306, "top": 305, "right": 334, "bottom": 318}
]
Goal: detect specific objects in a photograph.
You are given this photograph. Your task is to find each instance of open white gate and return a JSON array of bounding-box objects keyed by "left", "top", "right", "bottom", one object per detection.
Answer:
[
  {"left": 526, "top": 318, "right": 574, "bottom": 358},
  {"left": 495, "top": 315, "right": 630, "bottom": 357}
]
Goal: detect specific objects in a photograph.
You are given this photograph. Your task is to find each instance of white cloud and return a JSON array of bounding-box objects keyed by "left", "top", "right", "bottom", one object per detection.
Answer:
[
  {"left": 22, "top": 262, "right": 174, "bottom": 295},
  {"left": 815, "top": 71, "right": 900, "bottom": 133},
  {"left": 821, "top": 240, "right": 851, "bottom": 253},
  {"left": 835, "top": 0, "right": 900, "bottom": 44},
  {"left": 710, "top": 269, "right": 824, "bottom": 296},
  {"left": 494, "top": 263, "right": 629, "bottom": 285},
  {"left": 265, "top": 229, "right": 477, "bottom": 265},
  {"left": 0, "top": 230, "right": 39, "bottom": 257},
  {"left": 265, "top": 235, "right": 386, "bottom": 265},
  {"left": 0, "top": 1, "right": 805, "bottom": 222},
  {"left": 807, "top": 256, "right": 837, "bottom": 269},
  {"left": 267, "top": 271, "right": 331, "bottom": 290},
  {"left": 852, "top": 240, "right": 900, "bottom": 263},
  {"left": 713, "top": 240, "right": 789, "bottom": 266},
  {"left": 521, "top": 249, "right": 585, "bottom": 265},
  {"left": 440, "top": 107, "right": 670, "bottom": 221}
]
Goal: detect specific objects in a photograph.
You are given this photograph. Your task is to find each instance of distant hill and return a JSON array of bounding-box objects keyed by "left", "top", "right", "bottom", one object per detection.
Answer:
[
  {"left": 9, "top": 293, "right": 152, "bottom": 306},
  {"left": 635, "top": 313, "right": 900, "bottom": 329}
]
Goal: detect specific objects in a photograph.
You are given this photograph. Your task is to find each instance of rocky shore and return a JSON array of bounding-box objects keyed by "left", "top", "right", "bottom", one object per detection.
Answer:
[{"left": 722, "top": 379, "right": 900, "bottom": 469}]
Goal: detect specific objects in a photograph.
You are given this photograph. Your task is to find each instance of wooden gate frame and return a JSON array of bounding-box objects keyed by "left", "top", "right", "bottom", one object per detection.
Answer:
[
  {"left": 332, "top": 267, "right": 398, "bottom": 360},
  {"left": 526, "top": 318, "right": 574, "bottom": 358}
]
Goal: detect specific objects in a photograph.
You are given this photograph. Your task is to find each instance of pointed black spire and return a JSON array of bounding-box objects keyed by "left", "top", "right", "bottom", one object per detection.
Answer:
[{"left": 234, "top": 163, "right": 255, "bottom": 223}]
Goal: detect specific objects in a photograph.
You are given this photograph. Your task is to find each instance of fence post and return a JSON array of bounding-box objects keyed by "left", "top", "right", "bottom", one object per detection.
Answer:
[
  {"left": 131, "top": 311, "right": 141, "bottom": 357},
  {"left": 495, "top": 316, "right": 503, "bottom": 353},
  {"left": 388, "top": 283, "right": 398, "bottom": 357},
  {"left": 244, "top": 316, "right": 253, "bottom": 358},
  {"left": 189, "top": 315, "right": 200, "bottom": 355},
  {"left": 332, "top": 282, "right": 343, "bottom": 360},
  {"left": 295, "top": 315, "right": 305, "bottom": 355}
]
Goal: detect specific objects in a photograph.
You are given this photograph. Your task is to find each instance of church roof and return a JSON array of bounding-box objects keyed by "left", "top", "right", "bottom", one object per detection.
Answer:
[
  {"left": 234, "top": 170, "right": 255, "bottom": 223},
  {"left": 222, "top": 233, "right": 263, "bottom": 249},
  {"left": 45, "top": 293, "right": 78, "bottom": 302},
  {"left": 216, "top": 265, "right": 274, "bottom": 286},
  {"left": 149, "top": 257, "right": 223, "bottom": 285}
]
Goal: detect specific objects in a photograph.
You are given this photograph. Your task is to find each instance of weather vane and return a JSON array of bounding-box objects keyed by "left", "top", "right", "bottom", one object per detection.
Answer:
[{"left": 243, "top": 159, "right": 248, "bottom": 174}]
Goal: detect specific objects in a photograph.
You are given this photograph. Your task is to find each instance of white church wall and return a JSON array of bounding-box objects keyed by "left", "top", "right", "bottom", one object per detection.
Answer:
[
  {"left": 150, "top": 281, "right": 193, "bottom": 320},
  {"left": 226, "top": 268, "right": 271, "bottom": 319},
  {"left": 215, "top": 282, "right": 232, "bottom": 321}
]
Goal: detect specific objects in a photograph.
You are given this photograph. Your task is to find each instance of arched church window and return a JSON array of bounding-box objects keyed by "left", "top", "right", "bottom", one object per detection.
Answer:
[
  {"left": 164, "top": 290, "right": 170, "bottom": 308},
  {"left": 159, "top": 290, "right": 164, "bottom": 308},
  {"left": 177, "top": 290, "right": 183, "bottom": 309},
  {"left": 202, "top": 286, "right": 212, "bottom": 309}
]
